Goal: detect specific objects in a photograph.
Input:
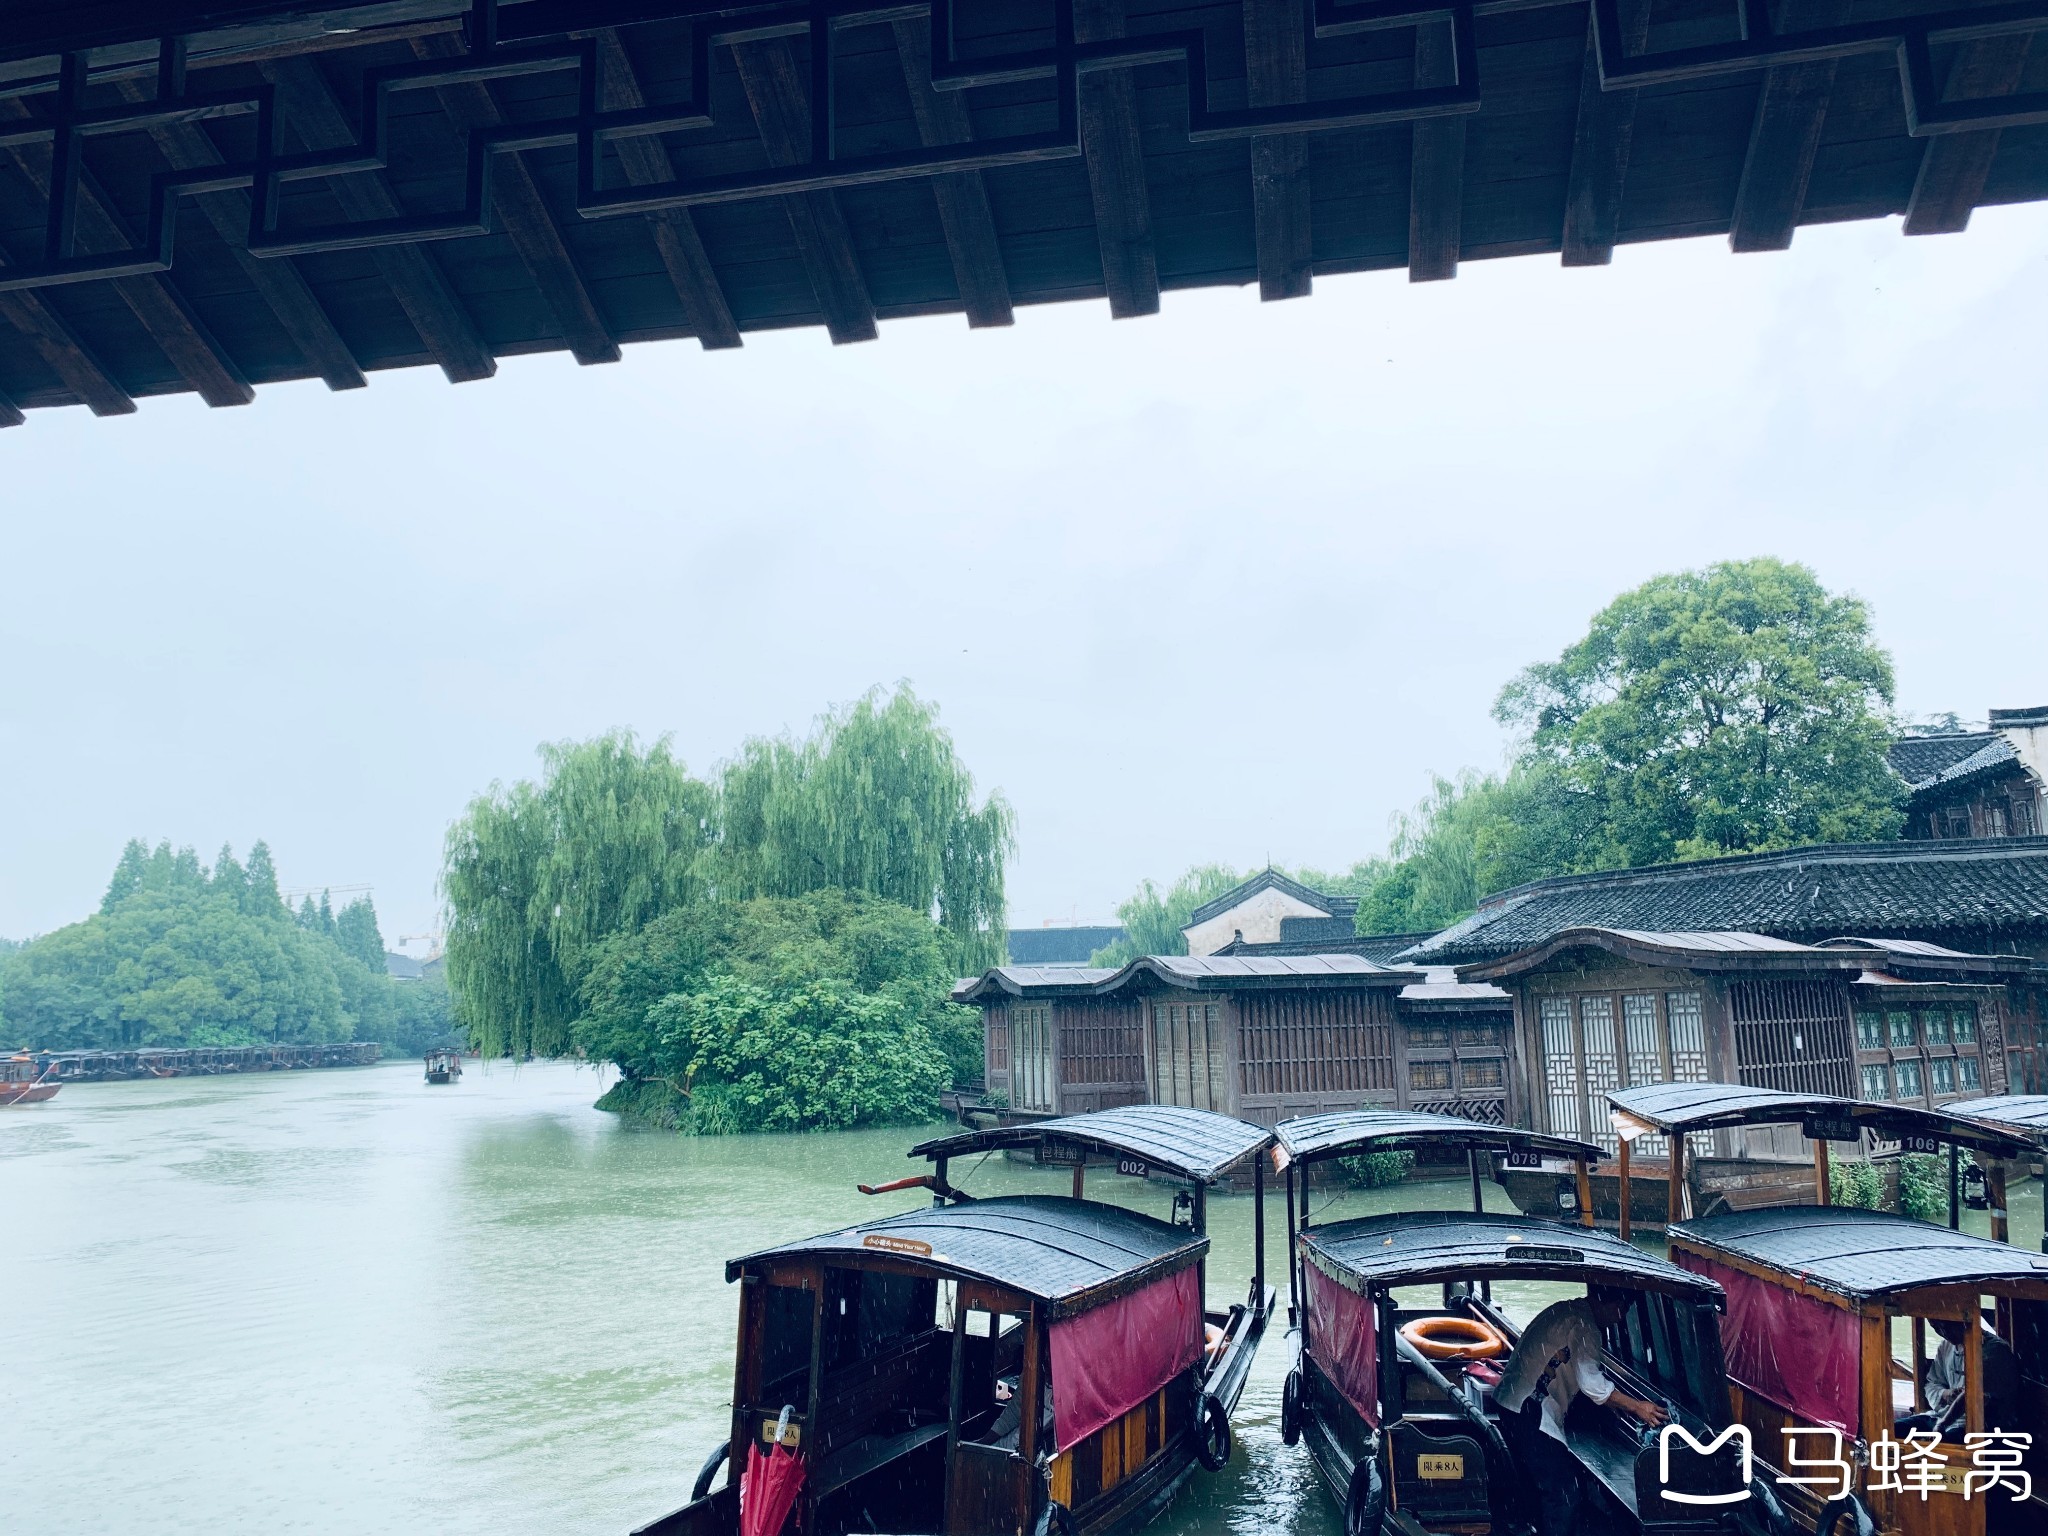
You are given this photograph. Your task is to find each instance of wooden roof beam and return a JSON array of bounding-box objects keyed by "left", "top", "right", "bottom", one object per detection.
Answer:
[
  {"left": 732, "top": 37, "right": 878, "bottom": 345},
  {"left": 1560, "top": 0, "right": 1651, "bottom": 267},
  {"left": 1905, "top": 35, "right": 2034, "bottom": 236},
  {"left": 0, "top": 100, "right": 252, "bottom": 407},
  {"left": 1244, "top": 0, "right": 1311, "bottom": 300},
  {"left": 1076, "top": 0, "right": 1160, "bottom": 318},
  {"left": 0, "top": 284, "right": 135, "bottom": 416},
  {"left": 593, "top": 28, "right": 740, "bottom": 350},
  {"left": 259, "top": 56, "right": 496, "bottom": 383},
  {"left": 113, "top": 78, "right": 365, "bottom": 392},
  {"left": 1408, "top": 19, "right": 1465, "bottom": 282},
  {"left": 411, "top": 34, "right": 618, "bottom": 366},
  {"left": 890, "top": 15, "right": 1014, "bottom": 328},
  {"left": 0, "top": 382, "right": 21, "bottom": 427},
  {"left": 1728, "top": 0, "right": 1851, "bottom": 253}
]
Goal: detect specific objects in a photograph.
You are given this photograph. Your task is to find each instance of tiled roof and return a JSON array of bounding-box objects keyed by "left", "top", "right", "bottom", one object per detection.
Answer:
[
  {"left": 1143, "top": 953, "right": 1408, "bottom": 981},
  {"left": 1889, "top": 731, "right": 2002, "bottom": 788},
  {"left": 1400, "top": 839, "right": 2048, "bottom": 964},
  {"left": 1185, "top": 869, "right": 1349, "bottom": 926},
  {"left": 1218, "top": 925, "right": 1440, "bottom": 965}
]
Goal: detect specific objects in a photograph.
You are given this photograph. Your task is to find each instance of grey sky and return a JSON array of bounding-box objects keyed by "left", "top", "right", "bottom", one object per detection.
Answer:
[{"left": 4, "top": 205, "right": 2045, "bottom": 945}]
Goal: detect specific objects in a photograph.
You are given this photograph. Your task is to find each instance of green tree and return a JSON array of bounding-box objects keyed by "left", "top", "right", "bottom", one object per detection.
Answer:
[
  {"left": 1496, "top": 558, "right": 1903, "bottom": 864},
  {"left": 102, "top": 839, "right": 149, "bottom": 913},
  {"left": 715, "top": 686, "right": 1014, "bottom": 971},
  {"left": 243, "top": 841, "right": 285, "bottom": 918},
  {"left": 333, "top": 897, "right": 387, "bottom": 974},
  {"left": 1090, "top": 864, "right": 1245, "bottom": 966},
  {"left": 211, "top": 843, "right": 248, "bottom": 908}
]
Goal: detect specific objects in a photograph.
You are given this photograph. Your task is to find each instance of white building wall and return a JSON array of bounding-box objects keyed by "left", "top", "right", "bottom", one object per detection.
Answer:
[{"left": 1182, "top": 888, "right": 1330, "bottom": 956}]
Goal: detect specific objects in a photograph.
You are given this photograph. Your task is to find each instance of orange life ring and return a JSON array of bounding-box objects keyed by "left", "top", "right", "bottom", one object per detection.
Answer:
[{"left": 1399, "top": 1315, "right": 1509, "bottom": 1361}]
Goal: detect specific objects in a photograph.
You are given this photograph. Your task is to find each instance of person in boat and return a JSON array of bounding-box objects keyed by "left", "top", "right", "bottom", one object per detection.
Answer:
[
  {"left": 1903, "top": 1316, "right": 2024, "bottom": 1435},
  {"left": 1493, "top": 1286, "right": 1670, "bottom": 1536},
  {"left": 986, "top": 1370, "right": 1052, "bottom": 1451}
]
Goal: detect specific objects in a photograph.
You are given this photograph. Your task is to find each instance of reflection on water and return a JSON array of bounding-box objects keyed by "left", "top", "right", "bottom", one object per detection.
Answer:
[{"left": 5, "top": 1063, "right": 2041, "bottom": 1536}]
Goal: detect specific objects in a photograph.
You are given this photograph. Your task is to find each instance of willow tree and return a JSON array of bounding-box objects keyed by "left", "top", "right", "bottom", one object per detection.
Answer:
[
  {"left": 441, "top": 733, "right": 716, "bottom": 1057},
  {"left": 715, "top": 687, "right": 1015, "bottom": 972}
]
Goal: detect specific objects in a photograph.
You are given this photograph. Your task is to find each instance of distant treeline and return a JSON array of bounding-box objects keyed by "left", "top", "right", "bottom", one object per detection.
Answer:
[{"left": 0, "top": 839, "right": 454, "bottom": 1057}]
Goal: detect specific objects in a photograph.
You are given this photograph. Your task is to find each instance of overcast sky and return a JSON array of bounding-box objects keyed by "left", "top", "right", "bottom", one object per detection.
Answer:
[{"left": 4, "top": 203, "right": 2045, "bottom": 945}]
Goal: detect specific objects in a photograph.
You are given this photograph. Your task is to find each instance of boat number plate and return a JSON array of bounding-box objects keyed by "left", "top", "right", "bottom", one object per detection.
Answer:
[
  {"left": 1900, "top": 1133, "right": 1942, "bottom": 1156},
  {"left": 1418, "top": 1454, "right": 1464, "bottom": 1480},
  {"left": 1504, "top": 1150, "right": 1546, "bottom": 1168},
  {"left": 1117, "top": 1158, "right": 1147, "bottom": 1178},
  {"left": 862, "top": 1233, "right": 933, "bottom": 1257}
]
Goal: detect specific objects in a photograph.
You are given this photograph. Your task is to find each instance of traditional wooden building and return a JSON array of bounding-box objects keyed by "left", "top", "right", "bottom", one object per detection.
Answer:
[
  {"left": 954, "top": 953, "right": 1515, "bottom": 1127},
  {"left": 1402, "top": 839, "right": 2048, "bottom": 1095},
  {"left": 1459, "top": 928, "right": 2029, "bottom": 1157},
  {"left": 1890, "top": 707, "right": 2048, "bottom": 842}
]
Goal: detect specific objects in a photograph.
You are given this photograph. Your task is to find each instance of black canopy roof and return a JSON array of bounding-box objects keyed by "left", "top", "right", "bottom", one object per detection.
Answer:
[
  {"left": 1946, "top": 1095, "right": 2048, "bottom": 1140},
  {"left": 1275, "top": 1109, "right": 1599, "bottom": 1168},
  {"left": 1672, "top": 1207, "right": 2048, "bottom": 1301},
  {"left": 1302, "top": 1211, "right": 1723, "bottom": 1305},
  {"left": 1607, "top": 1081, "right": 2040, "bottom": 1160},
  {"left": 727, "top": 1194, "right": 1204, "bottom": 1319},
  {"left": 911, "top": 1104, "right": 1274, "bottom": 1185}
]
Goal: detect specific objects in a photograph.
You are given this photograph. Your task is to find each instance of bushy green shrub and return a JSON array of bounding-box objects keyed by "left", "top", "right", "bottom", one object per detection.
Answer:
[
  {"left": 1896, "top": 1153, "right": 1950, "bottom": 1225},
  {"left": 1829, "top": 1158, "right": 1883, "bottom": 1210},
  {"left": 1336, "top": 1150, "right": 1416, "bottom": 1188}
]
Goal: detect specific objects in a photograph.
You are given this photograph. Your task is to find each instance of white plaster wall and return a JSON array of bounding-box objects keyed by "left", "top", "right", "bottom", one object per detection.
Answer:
[
  {"left": 1182, "top": 887, "right": 1329, "bottom": 956},
  {"left": 2002, "top": 723, "right": 2048, "bottom": 792}
]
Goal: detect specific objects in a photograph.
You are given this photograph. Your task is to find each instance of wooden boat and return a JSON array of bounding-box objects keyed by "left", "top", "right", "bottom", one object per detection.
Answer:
[
  {"left": 1, "top": 1053, "right": 60, "bottom": 1106},
  {"left": 1612, "top": 1082, "right": 2048, "bottom": 1536},
  {"left": 1500, "top": 1154, "right": 1826, "bottom": 1233},
  {"left": 1270, "top": 1110, "right": 1779, "bottom": 1535},
  {"left": 1948, "top": 1095, "right": 2048, "bottom": 1184},
  {"left": 424, "top": 1048, "right": 462, "bottom": 1085},
  {"left": 632, "top": 1105, "right": 1276, "bottom": 1536}
]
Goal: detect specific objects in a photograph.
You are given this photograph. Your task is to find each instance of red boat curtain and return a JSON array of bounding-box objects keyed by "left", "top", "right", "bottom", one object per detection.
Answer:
[
  {"left": 1675, "top": 1252, "right": 1860, "bottom": 1436},
  {"left": 1048, "top": 1264, "right": 1203, "bottom": 1453},
  {"left": 1304, "top": 1263, "right": 1379, "bottom": 1428}
]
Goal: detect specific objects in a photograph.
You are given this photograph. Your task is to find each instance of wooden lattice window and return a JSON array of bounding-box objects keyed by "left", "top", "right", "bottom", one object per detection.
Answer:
[
  {"left": 1236, "top": 991, "right": 1396, "bottom": 1099},
  {"left": 1012, "top": 1004, "right": 1055, "bottom": 1111},
  {"left": 988, "top": 1013, "right": 1011, "bottom": 1073},
  {"left": 1853, "top": 998, "right": 1986, "bottom": 1107},
  {"left": 1149, "top": 999, "right": 1229, "bottom": 1112},
  {"left": 1729, "top": 980, "right": 1855, "bottom": 1098},
  {"left": 1061, "top": 1002, "right": 1143, "bottom": 1086},
  {"left": 1540, "top": 998, "right": 1581, "bottom": 1141}
]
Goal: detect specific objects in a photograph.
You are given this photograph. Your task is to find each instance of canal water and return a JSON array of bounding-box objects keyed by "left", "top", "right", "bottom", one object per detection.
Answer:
[{"left": 6, "top": 1061, "right": 2042, "bottom": 1536}]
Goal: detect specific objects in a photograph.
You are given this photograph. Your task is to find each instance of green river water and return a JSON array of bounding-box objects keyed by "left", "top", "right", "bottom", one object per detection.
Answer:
[{"left": 6, "top": 1060, "right": 2041, "bottom": 1536}]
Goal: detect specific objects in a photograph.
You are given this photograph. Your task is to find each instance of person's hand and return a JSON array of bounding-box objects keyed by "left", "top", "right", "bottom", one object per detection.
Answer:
[{"left": 1627, "top": 1394, "right": 1669, "bottom": 1429}]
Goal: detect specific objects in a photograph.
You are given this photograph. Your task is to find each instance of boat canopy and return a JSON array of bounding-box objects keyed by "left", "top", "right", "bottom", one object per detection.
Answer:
[
  {"left": 1274, "top": 1109, "right": 1599, "bottom": 1169},
  {"left": 1606, "top": 1081, "right": 2039, "bottom": 1160},
  {"left": 1300, "top": 1211, "right": 1725, "bottom": 1303},
  {"left": 1944, "top": 1094, "right": 2048, "bottom": 1141},
  {"left": 725, "top": 1194, "right": 1205, "bottom": 1321},
  {"left": 1672, "top": 1206, "right": 2048, "bottom": 1302},
  {"left": 910, "top": 1104, "right": 1274, "bottom": 1186}
]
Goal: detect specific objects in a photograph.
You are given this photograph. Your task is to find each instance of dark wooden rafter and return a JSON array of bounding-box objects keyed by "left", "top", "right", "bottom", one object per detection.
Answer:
[
  {"left": 1408, "top": 18, "right": 1465, "bottom": 282},
  {"left": 0, "top": 98, "right": 251, "bottom": 406},
  {"left": 0, "top": 383, "right": 21, "bottom": 427},
  {"left": 1728, "top": 0, "right": 1853, "bottom": 254},
  {"left": 1244, "top": 0, "right": 1311, "bottom": 300},
  {"left": 1076, "top": 0, "right": 1160, "bottom": 318},
  {"left": 0, "top": 283, "right": 135, "bottom": 416},
  {"left": 410, "top": 33, "right": 617, "bottom": 365},
  {"left": 890, "top": 15, "right": 1014, "bottom": 328},
  {"left": 731, "top": 37, "right": 877, "bottom": 345},
  {"left": 258, "top": 56, "right": 496, "bottom": 382},
  {"left": 1905, "top": 34, "right": 2035, "bottom": 235},
  {"left": 1561, "top": 0, "right": 1653, "bottom": 267},
  {"left": 592, "top": 27, "right": 740, "bottom": 349},
  {"left": 111, "top": 78, "right": 365, "bottom": 391}
]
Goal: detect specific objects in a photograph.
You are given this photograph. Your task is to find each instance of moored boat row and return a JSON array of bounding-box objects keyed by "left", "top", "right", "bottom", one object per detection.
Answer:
[
  {"left": 6, "top": 1041, "right": 383, "bottom": 1084},
  {"left": 640, "top": 1089, "right": 2048, "bottom": 1536}
]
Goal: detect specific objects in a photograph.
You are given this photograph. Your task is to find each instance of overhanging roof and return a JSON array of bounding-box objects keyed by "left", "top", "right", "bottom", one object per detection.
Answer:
[
  {"left": 951, "top": 949, "right": 1423, "bottom": 1003},
  {"left": 4, "top": 0, "right": 2048, "bottom": 420},
  {"left": 729, "top": 1192, "right": 1205, "bottom": 1316},
  {"left": 1673, "top": 1206, "right": 2048, "bottom": 1301},
  {"left": 1304, "top": 1210, "right": 1724, "bottom": 1302},
  {"left": 910, "top": 1103, "right": 1275, "bottom": 1184},
  {"left": 1275, "top": 1108, "right": 1599, "bottom": 1166},
  {"left": 1607, "top": 1081, "right": 2040, "bottom": 1159},
  {"left": 1945, "top": 1094, "right": 2048, "bottom": 1141}
]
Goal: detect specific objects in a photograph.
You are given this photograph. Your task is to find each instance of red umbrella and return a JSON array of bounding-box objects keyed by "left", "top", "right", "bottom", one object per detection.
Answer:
[{"left": 740, "top": 1406, "right": 806, "bottom": 1536}]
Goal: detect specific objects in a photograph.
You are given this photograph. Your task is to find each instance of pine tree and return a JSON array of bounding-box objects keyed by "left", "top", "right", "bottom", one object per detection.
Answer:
[
  {"left": 212, "top": 844, "right": 248, "bottom": 907},
  {"left": 298, "top": 895, "right": 320, "bottom": 930},
  {"left": 101, "top": 839, "right": 149, "bottom": 914},
  {"left": 244, "top": 842, "right": 285, "bottom": 918},
  {"left": 317, "top": 891, "right": 335, "bottom": 936}
]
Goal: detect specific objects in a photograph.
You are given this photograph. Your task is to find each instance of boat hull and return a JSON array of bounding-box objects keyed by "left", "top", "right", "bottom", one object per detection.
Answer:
[{"left": 0, "top": 1081, "right": 59, "bottom": 1106}]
